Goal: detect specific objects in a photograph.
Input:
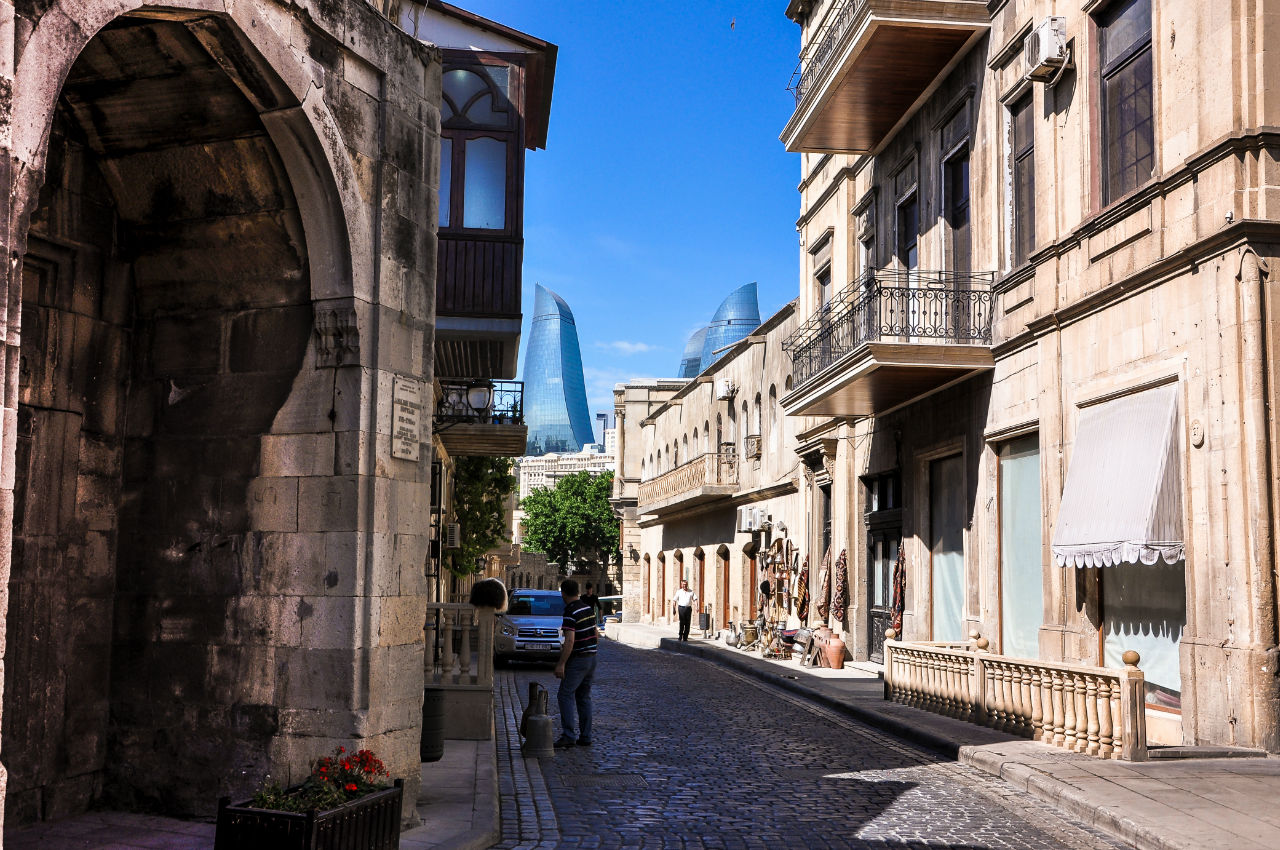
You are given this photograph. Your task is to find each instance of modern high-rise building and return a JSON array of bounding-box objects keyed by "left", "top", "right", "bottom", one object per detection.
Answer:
[
  {"left": 678, "top": 326, "right": 709, "bottom": 378},
  {"left": 523, "top": 284, "right": 595, "bottom": 455},
  {"left": 700, "top": 282, "right": 761, "bottom": 369},
  {"left": 674, "top": 283, "right": 761, "bottom": 377}
]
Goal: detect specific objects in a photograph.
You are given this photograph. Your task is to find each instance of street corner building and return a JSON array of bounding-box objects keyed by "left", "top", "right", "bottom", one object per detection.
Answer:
[{"left": 0, "top": 0, "right": 444, "bottom": 828}]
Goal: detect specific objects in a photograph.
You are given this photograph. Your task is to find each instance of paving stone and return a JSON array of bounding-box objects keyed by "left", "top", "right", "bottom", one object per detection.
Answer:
[{"left": 490, "top": 643, "right": 1126, "bottom": 850}]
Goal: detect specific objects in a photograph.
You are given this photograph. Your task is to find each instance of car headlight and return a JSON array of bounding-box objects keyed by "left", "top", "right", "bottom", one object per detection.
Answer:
[{"left": 500, "top": 623, "right": 516, "bottom": 637}]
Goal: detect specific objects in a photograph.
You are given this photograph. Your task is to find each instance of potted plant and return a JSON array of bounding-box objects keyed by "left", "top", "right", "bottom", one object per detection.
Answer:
[{"left": 215, "top": 746, "right": 404, "bottom": 850}]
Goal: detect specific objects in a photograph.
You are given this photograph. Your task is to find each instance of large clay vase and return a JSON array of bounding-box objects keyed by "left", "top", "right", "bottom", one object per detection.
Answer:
[{"left": 822, "top": 637, "right": 846, "bottom": 669}]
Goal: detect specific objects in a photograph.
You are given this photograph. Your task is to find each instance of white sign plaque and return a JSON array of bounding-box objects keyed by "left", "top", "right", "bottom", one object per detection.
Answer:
[{"left": 391, "top": 376, "right": 423, "bottom": 462}]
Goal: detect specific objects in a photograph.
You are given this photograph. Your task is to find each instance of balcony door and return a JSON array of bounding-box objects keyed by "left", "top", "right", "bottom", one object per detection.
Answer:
[{"left": 930, "top": 455, "right": 965, "bottom": 642}]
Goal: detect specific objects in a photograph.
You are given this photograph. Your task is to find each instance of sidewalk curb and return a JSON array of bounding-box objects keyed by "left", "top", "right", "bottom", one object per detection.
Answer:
[{"left": 656, "top": 635, "right": 1178, "bottom": 850}]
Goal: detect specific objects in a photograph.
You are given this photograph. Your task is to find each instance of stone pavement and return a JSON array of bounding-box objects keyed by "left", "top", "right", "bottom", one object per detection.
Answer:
[
  {"left": 496, "top": 637, "right": 1125, "bottom": 849},
  {"left": 609, "top": 621, "right": 1280, "bottom": 850}
]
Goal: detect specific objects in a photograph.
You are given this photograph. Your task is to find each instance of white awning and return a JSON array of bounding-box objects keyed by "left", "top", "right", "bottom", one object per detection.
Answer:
[{"left": 1052, "top": 383, "right": 1184, "bottom": 568}]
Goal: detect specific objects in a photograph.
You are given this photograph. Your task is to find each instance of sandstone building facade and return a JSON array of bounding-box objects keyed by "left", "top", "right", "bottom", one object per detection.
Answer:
[{"left": 623, "top": 0, "right": 1280, "bottom": 754}]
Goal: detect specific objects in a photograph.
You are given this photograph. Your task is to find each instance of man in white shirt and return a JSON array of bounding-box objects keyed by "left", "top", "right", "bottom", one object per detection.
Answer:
[{"left": 672, "top": 580, "right": 696, "bottom": 641}]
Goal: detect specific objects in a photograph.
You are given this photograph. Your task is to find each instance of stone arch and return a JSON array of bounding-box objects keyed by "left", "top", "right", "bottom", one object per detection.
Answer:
[
  {"left": 8, "top": 0, "right": 367, "bottom": 306},
  {"left": 642, "top": 554, "right": 652, "bottom": 617},
  {"left": 0, "top": 0, "right": 417, "bottom": 824}
]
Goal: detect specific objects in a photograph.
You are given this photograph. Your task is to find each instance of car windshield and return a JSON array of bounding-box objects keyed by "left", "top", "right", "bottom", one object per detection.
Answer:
[{"left": 508, "top": 595, "right": 564, "bottom": 617}]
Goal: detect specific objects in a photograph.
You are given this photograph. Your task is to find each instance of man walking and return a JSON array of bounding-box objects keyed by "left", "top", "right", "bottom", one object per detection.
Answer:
[
  {"left": 553, "top": 578, "right": 598, "bottom": 748},
  {"left": 672, "top": 579, "right": 696, "bottom": 641}
]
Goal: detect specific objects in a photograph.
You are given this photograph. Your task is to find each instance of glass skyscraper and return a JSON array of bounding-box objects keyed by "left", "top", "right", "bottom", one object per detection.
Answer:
[
  {"left": 678, "top": 327, "right": 709, "bottom": 378},
  {"left": 671, "top": 282, "right": 760, "bottom": 376},
  {"left": 522, "top": 284, "right": 595, "bottom": 456}
]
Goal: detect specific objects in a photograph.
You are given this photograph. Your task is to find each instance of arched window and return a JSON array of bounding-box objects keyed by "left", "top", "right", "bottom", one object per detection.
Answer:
[
  {"left": 769, "top": 385, "right": 779, "bottom": 458},
  {"left": 440, "top": 62, "right": 516, "bottom": 232},
  {"left": 716, "top": 413, "right": 723, "bottom": 451},
  {"left": 752, "top": 394, "right": 762, "bottom": 436},
  {"left": 741, "top": 401, "right": 749, "bottom": 456},
  {"left": 703, "top": 421, "right": 710, "bottom": 454},
  {"left": 682, "top": 434, "right": 689, "bottom": 464},
  {"left": 641, "top": 460, "right": 646, "bottom": 481}
]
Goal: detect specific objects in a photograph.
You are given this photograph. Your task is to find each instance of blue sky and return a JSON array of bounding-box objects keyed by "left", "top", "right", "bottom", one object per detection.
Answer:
[{"left": 459, "top": 1, "right": 803, "bottom": 437}]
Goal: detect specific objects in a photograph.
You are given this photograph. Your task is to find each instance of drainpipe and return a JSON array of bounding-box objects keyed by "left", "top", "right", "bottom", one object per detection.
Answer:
[{"left": 1237, "top": 247, "right": 1280, "bottom": 751}]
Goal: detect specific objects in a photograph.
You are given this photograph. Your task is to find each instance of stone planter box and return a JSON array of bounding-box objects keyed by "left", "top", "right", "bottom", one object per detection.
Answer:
[{"left": 214, "top": 779, "right": 403, "bottom": 850}]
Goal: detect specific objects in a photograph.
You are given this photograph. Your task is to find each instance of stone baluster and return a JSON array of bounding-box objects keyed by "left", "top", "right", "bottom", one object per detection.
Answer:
[
  {"left": 1109, "top": 675, "right": 1124, "bottom": 758},
  {"left": 923, "top": 653, "right": 938, "bottom": 712},
  {"left": 1072, "top": 672, "right": 1090, "bottom": 752},
  {"left": 1097, "top": 673, "right": 1115, "bottom": 758},
  {"left": 1029, "top": 664, "right": 1044, "bottom": 742},
  {"left": 1017, "top": 666, "right": 1034, "bottom": 735},
  {"left": 1084, "top": 674, "right": 1101, "bottom": 756},
  {"left": 1060, "top": 670, "right": 1079, "bottom": 750},
  {"left": 991, "top": 663, "right": 1009, "bottom": 731},
  {"left": 957, "top": 655, "right": 973, "bottom": 721},
  {"left": 441, "top": 608, "right": 458, "bottom": 684},
  {"left": 1002, "top": 663, "right": 1019, "bottom": 732},
  {"left": 942, "top": 654, "right": 957, "bottom": 716},
  {"left": 458, "top": 607, "right": 474, "bottom": 684},
  {"left": 1050, "top": 668, "right": 1066, "bottom": 747},
  {"left": 424, "top": 611, "right": 438, "bottom": 685},
  {"left": 1040, "top": 667, "right": 1057, "bottom": 743}
]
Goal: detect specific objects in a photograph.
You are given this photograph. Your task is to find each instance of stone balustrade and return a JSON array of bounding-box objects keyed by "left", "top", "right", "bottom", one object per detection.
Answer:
[
  {"left": 638, "top": 452, "right": 738, "bottom": 507},
  {"left": 425, "top": 603, "right": 494, "bottom": 689},
  {"left": 883, "top": 631, "right": 1147, "bottom": 761}
]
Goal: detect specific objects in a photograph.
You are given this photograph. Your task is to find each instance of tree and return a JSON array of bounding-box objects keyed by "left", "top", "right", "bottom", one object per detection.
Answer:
[
  {"left": 448, "top": 456, "right": 517, "bottom": 576},
  {"left": 519, "top": 470, "right": 619, "bottom": 571}
]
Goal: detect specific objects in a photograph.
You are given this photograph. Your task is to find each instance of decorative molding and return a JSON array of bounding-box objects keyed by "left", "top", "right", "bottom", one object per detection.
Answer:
[{"left": 315, "top": 307, "right": 360, "bottom": 367}]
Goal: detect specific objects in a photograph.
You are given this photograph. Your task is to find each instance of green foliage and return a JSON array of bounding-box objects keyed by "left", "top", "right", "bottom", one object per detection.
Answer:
[
  {"left": 519, "top": 470, "right": 619, "bottom": 569},
  {"left": 449, "top": 456, "right": 516, "bottom": 576},
  {"left": 251, "top": 747, "right": 389, "bottom": 813}
]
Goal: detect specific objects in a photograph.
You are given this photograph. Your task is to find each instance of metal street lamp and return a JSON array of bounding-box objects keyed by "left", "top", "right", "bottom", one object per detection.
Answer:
[{"left": 466, "top": 380, "right": 494, "bottom": 414}]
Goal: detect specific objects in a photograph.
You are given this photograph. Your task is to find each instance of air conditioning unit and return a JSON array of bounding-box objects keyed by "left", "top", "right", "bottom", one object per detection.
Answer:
[
  {"left": 754, "top": 508, "right": 772, "bottom": 530},
  {"left": 745, "top": 434, "right": 762, "bottom": 460},
  {"left": 736, "top": 506, "right": 756, "bottom": 533},
  {"left": 444, "top": 522, "right": 462, "bottom": 549},
  {"left": 1024, "top": 17, "right": 1068, "bottom": 82},
  {"left": 715, "top": 380, "right": 737, "bottom": 400}
]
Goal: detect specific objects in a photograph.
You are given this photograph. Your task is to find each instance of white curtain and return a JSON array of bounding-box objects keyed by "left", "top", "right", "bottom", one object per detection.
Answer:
[{"left": 1103, "top": 558, "right": 1185, "bottom": 708}]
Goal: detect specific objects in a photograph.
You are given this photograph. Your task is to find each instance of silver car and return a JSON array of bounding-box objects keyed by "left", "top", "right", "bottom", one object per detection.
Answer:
[{"left": 494, "top": 589, "right": 564, "bottom": 664}]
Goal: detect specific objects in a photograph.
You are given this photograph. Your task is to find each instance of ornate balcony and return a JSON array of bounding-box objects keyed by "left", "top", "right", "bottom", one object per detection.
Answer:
[
  {"left": 637, "top": 452, "right": 739, "bottom": 517},
  {"left": 781, "top": 269, "right": 995, "bottom": 418},
  {"left": 781, "top": 0, "right": 989, "bottom": 153},
  {"left": 433, "top": 379, "right": 527, "bottom": 457}
]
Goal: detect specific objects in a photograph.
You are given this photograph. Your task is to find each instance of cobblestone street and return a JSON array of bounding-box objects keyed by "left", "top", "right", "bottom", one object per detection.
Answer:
[{"left": 493, "top": 641, "right": 1125, "bottom": 850}]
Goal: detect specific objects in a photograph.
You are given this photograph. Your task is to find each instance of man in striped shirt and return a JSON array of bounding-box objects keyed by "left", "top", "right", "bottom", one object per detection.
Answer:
[{"left": 553, "top": 578, "right": 598, "bottom": 748}]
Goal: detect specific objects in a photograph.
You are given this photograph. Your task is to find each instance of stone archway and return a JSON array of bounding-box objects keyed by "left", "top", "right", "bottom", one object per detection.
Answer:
[{"left": 0, "top": 0, "right": 437, "bottom": 826}]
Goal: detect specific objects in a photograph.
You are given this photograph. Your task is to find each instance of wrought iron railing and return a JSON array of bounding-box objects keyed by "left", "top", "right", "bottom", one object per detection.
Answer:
[
  {"left": 787, "top": 0, "right": 865, "bottom": 105},
  {"left": 434, "top": 379, "right": 523, "bottom": 425},
  {"left": 782, "top": 269, "right": 995, "bottom": 387},
  {"left": 638, "top": 452, "right": 739, "bottom": 507}
]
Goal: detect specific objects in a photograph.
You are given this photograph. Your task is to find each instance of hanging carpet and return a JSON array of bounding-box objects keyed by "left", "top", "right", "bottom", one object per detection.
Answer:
[{"left": 831, "top": 548, "right": 848, "bottom": 622}]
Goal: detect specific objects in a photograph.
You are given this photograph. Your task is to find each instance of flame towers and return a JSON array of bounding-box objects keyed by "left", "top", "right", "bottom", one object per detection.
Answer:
[
  {"left": 675, "top": 282, "right": 762, "bottom": 377},
  {"left": 522, "top": 284, "right": 596, "bottom": 455}
]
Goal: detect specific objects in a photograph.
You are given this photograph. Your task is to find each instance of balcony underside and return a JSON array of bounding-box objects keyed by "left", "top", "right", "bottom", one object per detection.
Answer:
[
  {"left": 435, "top": 422, "right": 528, "bottom": 457},
  {"left": 781, "top": 341, "right": 993, "bottom": 418},
  {"left": 783, "top": 2, "right": 989, "bottom": 154},
  {"left": 639, "top": 485, "right": 738, "bottom": 519},
  {"left": 435, "top": 316, "right": 521, "bottom": 380}
]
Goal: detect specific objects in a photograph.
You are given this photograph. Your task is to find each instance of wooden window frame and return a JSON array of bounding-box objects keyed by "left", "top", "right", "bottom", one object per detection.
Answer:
[
  {"left": 1011, "top": 93, "right": 1036, "bottom": 268},
  {"left": 1095, "top": 0, "right": 1155, "bottom": 206}
]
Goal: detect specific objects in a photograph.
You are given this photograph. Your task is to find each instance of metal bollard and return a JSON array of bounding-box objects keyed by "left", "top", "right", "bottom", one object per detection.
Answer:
[{"left": 520, "top": 682, "right": 555, "bottom": 758}]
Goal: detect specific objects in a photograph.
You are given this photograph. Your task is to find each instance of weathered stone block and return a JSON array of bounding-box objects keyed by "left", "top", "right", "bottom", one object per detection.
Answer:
[
  {"left": 259, "top": 432, "right": 336, "bottom": 478},
  {"left": 298, "top": 474, "right": 361, "bottom": 532},
  {"left": 229, "top": 304, "right": 313, "bottom": 374},
  {"left": 298, "top": 595, "right": 357, "bottom": 649},
  {"left": 247, "top": 477, "right": 299, "bottom": 532}
]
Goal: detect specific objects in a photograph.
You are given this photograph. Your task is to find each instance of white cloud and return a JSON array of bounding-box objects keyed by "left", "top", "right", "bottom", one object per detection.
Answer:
[{"left": 594, "top": 340, "right": 660, "bottom": 355}]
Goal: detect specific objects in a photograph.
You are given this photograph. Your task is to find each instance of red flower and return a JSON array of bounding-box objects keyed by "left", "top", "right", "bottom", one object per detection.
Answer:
[
  {"left": 338, "top": 746, "right": 345, "bottom": 753},
  {"left": 345, "top": 782, "right": 357, "bottom": 792}
]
